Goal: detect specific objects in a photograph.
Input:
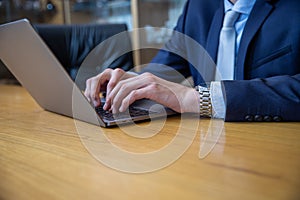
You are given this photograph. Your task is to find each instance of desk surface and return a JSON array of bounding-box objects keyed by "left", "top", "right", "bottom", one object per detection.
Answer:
[{"left": 0, "top": 85, "right": 299, "bottom": 200}]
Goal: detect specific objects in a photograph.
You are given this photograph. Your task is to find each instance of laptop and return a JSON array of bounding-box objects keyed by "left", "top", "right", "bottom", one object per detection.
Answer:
[{"left": 0, "top": 19, "right": 176, "bottom": 127}]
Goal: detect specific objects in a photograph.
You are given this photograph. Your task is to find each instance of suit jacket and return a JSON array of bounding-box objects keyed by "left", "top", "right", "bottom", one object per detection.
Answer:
[{"left": 141, "top": 0, "right": 300, "bottom": 122}]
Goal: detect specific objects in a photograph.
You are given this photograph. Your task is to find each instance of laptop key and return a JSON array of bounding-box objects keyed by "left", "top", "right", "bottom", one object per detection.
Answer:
[{"left": 95, "top": 105, "right": 151, "bottom": 121}]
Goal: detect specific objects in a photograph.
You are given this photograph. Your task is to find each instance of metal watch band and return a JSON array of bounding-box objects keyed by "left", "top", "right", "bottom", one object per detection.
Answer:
[{"left": 196, "top": 85, "right": 212, "bottom": 118}]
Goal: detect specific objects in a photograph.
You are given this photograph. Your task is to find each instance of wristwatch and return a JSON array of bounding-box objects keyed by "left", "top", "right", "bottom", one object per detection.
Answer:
[{"left": 196, "top": 85, "right": 212, "bottom": 118}]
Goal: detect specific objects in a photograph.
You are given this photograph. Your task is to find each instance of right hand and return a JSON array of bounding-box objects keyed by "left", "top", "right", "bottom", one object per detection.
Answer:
[{"left": 84, "top": 68, "right": 136, "bottom": 107}]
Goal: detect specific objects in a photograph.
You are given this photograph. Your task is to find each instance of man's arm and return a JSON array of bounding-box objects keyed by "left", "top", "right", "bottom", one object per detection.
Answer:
[{"left": 222, "top": 74, "right": 300, "bottom": 122}]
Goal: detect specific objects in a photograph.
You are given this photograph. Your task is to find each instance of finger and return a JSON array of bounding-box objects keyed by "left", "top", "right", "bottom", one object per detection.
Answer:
[
  {"left": 119, "top": 86, "right": 153, "bottom": 112},
  {"left": 103, "top": 69, "right": 125, "bottom": 110},
  {"left": 109, "top": 74, "right": 154, "bottom": 113},
  {"left": 108, "top": 72, "right": 151, "bottom": 101},
  {"left": 89, "top": 76, "right": 101, "bottom": 107},
  {"left": 106, "top": 68, "right": 125, "bottom": 97},
  {"left": 84, "top": 78, "right": 92, "bottom": 102},
  {"left": 104, "top": 69, "right": 136, "bottom": 111},
  {"left": 85, "top": 69, "right": 113, "bottom": 107}
]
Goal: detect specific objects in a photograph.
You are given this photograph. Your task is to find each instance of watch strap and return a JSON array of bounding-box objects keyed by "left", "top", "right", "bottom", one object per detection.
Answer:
[{"left": 196, "top": 85, "right": 212, "bottom": 118}]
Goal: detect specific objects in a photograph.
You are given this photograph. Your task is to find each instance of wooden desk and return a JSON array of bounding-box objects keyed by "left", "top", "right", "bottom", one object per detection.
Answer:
[{"left": 0, "top": 85, "right": 299, "bottom": 200}]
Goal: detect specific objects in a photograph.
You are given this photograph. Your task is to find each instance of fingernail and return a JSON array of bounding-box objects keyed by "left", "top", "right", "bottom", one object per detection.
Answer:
[
  {"left": 112, "top": 107, "right": 116, "bottom": 114},
  {"left": 103, "top": 103, "right": 108, "bottom": 110},
  {"left": 119, "top": 106, "right": 124, "bottom": 113},
  {"left": 93, "top": 100, "right": 98, "bottom": 107}
]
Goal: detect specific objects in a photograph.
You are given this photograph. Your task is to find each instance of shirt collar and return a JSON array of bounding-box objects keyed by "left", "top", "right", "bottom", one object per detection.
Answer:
[{"left": 224, "top": 0, "right": 256, "bottom": 15}]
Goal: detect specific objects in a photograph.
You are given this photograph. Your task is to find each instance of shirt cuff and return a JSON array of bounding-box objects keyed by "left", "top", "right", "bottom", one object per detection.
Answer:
[{"left": 210, "top": 81, "right": 226, "bottom": 119}]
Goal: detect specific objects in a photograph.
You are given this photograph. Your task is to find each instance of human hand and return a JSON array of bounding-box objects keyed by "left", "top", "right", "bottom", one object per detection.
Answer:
[
  {"left": 104, "top": 72, "right": 200, "bottom": 114},
  {"left": 84, "top": 68, "right": 136, "bottom": 107}
]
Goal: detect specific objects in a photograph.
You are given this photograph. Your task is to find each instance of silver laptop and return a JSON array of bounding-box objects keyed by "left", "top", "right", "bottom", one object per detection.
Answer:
[{"left": 0, "top": 19, "right": 176, "bottom": 127}]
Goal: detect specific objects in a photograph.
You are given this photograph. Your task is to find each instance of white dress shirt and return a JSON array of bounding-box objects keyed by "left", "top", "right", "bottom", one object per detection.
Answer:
[{"left": 211, "top": 0, "right": 256, "bottom": 118}]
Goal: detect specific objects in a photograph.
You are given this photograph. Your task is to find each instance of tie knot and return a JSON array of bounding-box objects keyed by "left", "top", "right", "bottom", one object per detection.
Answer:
[{"left": 223, "top": 10, "right": 239, "bottom": 27}]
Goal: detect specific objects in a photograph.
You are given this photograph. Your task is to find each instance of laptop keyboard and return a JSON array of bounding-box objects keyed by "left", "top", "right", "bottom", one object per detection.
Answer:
[{"left": 95, "top": 104, "right": 151, "bottom": 121}]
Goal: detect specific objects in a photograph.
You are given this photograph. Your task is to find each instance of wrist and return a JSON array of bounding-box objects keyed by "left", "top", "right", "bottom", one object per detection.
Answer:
[{"left": 182, "top": 88, "right": 200, "bottom": 113}]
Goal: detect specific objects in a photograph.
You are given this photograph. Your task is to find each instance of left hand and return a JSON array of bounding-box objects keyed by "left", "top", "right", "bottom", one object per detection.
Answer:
[{"left": 104, "top": 72, "right": 200, "bottom": 114}]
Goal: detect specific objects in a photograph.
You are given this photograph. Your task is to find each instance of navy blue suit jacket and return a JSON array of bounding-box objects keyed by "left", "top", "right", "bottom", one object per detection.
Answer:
[{"left": 142, "top": 0, "right": 300, "bottom": 121}]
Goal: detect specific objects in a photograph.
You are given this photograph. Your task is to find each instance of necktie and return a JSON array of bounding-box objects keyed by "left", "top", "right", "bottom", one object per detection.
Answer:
[{"left": 216, "top": 10, "right": 240, "bottom": 80}]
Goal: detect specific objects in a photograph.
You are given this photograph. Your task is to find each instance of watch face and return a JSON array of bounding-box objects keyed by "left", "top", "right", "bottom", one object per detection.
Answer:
[
  {"left": 198, "top": 86, "right": 209, "bottom": 92},
  {"left": 196, "top": 82, "right": 211, "bottom": 88}
]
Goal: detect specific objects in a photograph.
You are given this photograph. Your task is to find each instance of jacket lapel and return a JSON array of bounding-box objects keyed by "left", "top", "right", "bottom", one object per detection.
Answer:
[
  {"left": 235, "top": 0, "right": 275, "bottom": 80},
  {"left": 206, "top": 3, "right": 224, "bottom": 64}
]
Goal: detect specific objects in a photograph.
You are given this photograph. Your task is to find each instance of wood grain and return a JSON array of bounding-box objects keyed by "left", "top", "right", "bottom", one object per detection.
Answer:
[{"left": 0, "top": 85, "right": 299, "bottom": 200}]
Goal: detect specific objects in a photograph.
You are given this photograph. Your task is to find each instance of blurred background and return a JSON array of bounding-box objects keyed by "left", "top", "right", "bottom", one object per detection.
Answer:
[{"left": 0, "top": 0, "right": 186, "bottom": 83}]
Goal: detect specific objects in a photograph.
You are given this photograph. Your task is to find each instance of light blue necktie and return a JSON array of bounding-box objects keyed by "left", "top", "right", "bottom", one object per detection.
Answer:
[{"left": 216, "top": 10, "right": 240, "bottom": 80}]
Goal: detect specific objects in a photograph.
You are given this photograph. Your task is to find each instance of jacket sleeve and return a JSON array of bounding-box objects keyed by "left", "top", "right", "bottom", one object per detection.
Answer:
[{"left": 222, "top": 74, "right": 300, "bottom": 122}]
